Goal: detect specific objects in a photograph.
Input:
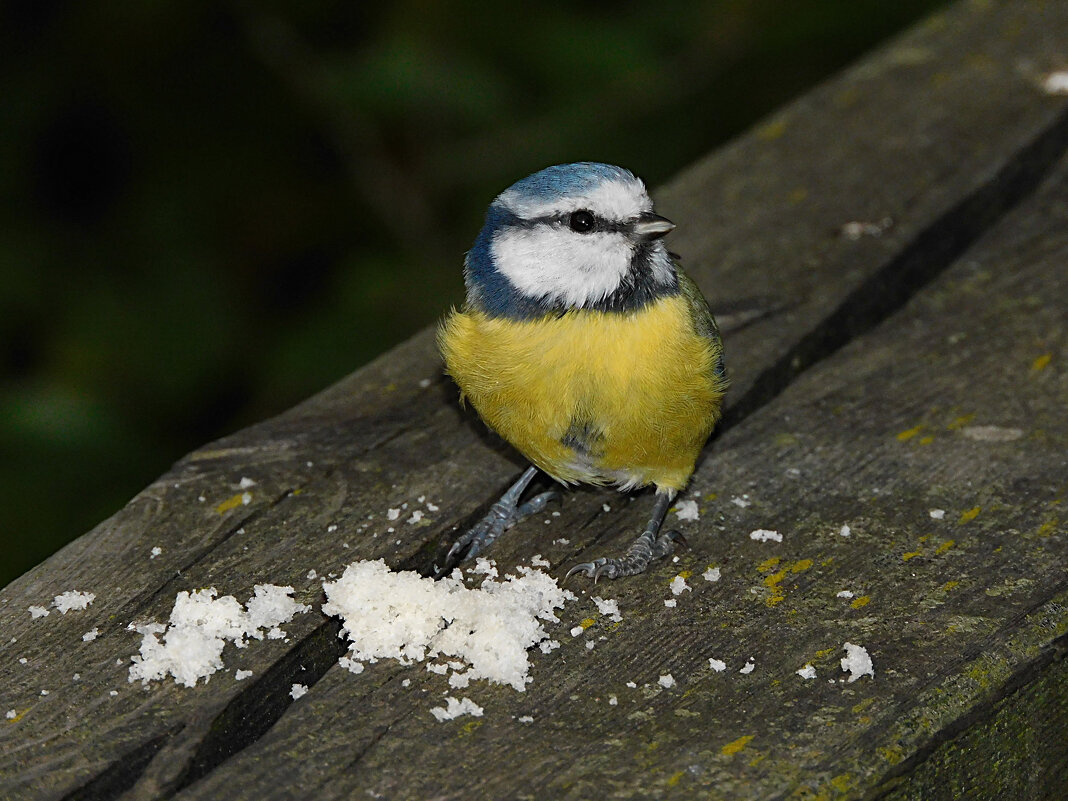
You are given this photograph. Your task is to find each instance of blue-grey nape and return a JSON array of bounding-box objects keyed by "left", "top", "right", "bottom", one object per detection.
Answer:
[
  {"left": 464, "top": 204, "right": 557, "bottom": 319},
  {"left": 503, "top": 162, "right": 637, "bottom": 202}
]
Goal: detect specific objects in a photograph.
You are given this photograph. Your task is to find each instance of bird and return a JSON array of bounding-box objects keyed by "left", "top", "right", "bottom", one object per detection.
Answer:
[{"left": 438, "top": 162, "right": 727, "bottom": 581}]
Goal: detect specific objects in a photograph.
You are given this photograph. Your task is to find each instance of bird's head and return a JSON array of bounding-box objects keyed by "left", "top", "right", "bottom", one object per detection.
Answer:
[{"left": 464, "top": 163, "right": 678, "bottom": 318}]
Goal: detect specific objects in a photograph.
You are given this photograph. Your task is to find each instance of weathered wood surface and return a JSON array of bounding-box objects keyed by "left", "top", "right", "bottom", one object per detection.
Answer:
[{"left": 2, "top": 2, "right": 1067, "bottom": 799}]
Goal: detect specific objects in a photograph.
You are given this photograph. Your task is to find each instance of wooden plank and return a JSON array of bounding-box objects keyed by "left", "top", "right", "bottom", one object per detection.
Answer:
[
  {"left": 0, "top": 1, "right": 1066, "bottom": 798},
  {"left": 167, "top": 113, "right": 1068, "bottom": 801}
]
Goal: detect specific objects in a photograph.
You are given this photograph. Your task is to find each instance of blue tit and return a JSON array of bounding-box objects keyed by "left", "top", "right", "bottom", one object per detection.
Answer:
[{"left": 438, "top": 162, "right": 727, "bottom": 581}]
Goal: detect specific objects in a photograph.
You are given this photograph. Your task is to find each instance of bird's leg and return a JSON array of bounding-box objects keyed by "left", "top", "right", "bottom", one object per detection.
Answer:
[
  {"left": 566, "top": 491, "right": 684, "bottom": 583},
  {"left": 442, "top": 466, "right": 559, "bottom": 570}
]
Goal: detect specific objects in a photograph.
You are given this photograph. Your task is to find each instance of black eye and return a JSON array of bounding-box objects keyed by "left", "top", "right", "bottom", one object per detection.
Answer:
[{"left": 569, "top": 210, "right": 595, "bottom": 233}]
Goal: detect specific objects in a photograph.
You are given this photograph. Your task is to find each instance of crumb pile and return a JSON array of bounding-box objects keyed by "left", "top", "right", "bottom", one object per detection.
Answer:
[
  {"left": 128, "top": 585, "right": 309, "bottom": 687},
  {"left": 322, "top": 559, "right": 573, "bottom": 692}
]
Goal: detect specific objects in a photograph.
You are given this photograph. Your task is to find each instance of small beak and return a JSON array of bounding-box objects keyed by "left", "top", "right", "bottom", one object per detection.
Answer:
[{"left": 632, "top": 212, "right": 676, "bottom": 241}]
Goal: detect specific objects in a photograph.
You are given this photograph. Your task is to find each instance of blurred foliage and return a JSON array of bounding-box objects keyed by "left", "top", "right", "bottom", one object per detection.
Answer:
[{"left": 0, "top": 0, "right": 945, "bottom": 586}]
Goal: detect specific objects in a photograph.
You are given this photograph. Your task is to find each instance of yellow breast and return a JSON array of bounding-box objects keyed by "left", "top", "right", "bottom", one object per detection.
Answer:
[{"left": 438, "top": 296, "right": 726, "bottom": 491}]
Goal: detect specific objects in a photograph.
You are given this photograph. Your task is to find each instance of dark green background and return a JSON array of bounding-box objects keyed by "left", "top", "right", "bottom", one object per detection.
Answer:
[{"left": 0, "top": 0, "right": 945, "bottom": 586}]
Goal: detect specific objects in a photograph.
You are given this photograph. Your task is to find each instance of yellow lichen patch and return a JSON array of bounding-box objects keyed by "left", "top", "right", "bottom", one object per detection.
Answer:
[
  {"left": 790, "top": 559, "right": 813, "bottom": 574},
  {"left": 748, "top": 752, "right": 768, "bottom": 768},
  {"left": 851, "top": 595, "right": 871, "bottom": 609},
  {"left": 942, "top": 580, "right": 960, "bottom": 592},
  {"left": 896, "top": 424, "right": 924, "bottom": 441},
  {"left": 667, "top": 771, "right": 685, "bottom": 787},
  {"left": 757, "top": 556, "right": 781, "bottom": 573},
  {"left": 902, "top": 550, "right": 922, "bottom": 561},
  {"left": 215, "top": 493, "right": 248, "bottom": 514},
  {"left": 703, "top": 492, "right": 718, "bottom": 501},
  {"left": 831, "top": 774, "right": 854, "bottom": 793},
  {"left": 815, "top": 647, "right": 836, "bottom": 659},
  {"left": 579, "top": 618, "right": 596, "bottom": 630},
  {"left": 878, "top": 745, "right": 905, "bottom": 765},
  {"left": 4, "top": 709, "right": 25, "bottom": 723},
  {"left": 1031, "top": 353, "right": 1052, "bottom": 371},
  {"left": 721, "top": 735, "right": 754, "bottom": 755},
  {"left": 678, "top": 570, "right": 692, "bottom": 580},
  {"left": 757, "top": 118, "right": 788, "bottom": 140},
  {"left": 1037, "top": 517, "right": 1059, "bottom": 537},
  {"left": 947, "top": 413, "right": 975, "bottom": 430},
  {"left": 919, "top": 436, "right": 935, "bottom": 445},
  {"left": 764, "top": 569, "right": 788, "bottom": 606},
  {"left": 935, "top": 539, "right": 955, "bottom": 555},
  {"left": 460, "top": 720, "right": 482, "bottom": 736},
  {"left": 958, "top": 506, "right": 981, "bottom": 524},
  {"left": 919, "top": 534, "right": 931, "bottom": 543}
]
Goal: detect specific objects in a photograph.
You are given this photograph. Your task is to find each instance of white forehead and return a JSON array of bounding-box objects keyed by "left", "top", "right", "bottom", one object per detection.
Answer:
[{"left": 498, "top": 177, "right": 652, "bottom": 221}]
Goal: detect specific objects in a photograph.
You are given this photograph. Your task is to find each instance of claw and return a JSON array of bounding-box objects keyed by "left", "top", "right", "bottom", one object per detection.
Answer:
[
  {"left": 565, "top": 559, "right": 602, "bottom": 580},
  {"left": 661, "top": 529, "right": 688, "bottom": 549}
]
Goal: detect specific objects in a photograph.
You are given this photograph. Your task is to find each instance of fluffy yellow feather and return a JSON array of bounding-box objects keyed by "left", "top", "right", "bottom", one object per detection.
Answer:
[{"left": 439, "top": 293, "right": 726, "bottom": 492}]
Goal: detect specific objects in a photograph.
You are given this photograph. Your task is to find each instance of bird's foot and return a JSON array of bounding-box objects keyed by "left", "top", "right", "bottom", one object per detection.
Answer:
[
  {"left": 444, "top": 489, "right": 560, "bottom": 569},
  {"left": 566, "top": 529, "right": 686, "bottom": 583}
]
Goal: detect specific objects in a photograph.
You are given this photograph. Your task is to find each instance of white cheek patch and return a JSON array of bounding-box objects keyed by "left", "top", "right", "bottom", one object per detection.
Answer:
[
  {"left": 499, "top": 179, "right": 652, "bottom": 221},
  {"left": 492, "top": 227, "right": 633, "bottom": 307}
]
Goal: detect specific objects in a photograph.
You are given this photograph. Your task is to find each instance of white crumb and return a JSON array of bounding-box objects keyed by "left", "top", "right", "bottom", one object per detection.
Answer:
[
  {"left": 241, "top": 492, "right": 252, "bottom": 505},
  {"left": 585, "top": 640, "right": 595, "bottom": 650},
  {"left": 306, "top": 570, "right": 317, "bottom": 580},
  {"left": 5, "top": 710, "right": 15, "bottom": 719},
  {"left": 539, "top": 640, "right": 560, "bottom": 654},
  {"left": 517, "top": 715, "right": 533, "bottom": 723},
  {"left": 740, "top": 659, "right": 755, "bottom": 674},
  {"left": 530, "top": 554, "right": 550, "bottom": 568},
  {"left": 234, "top": 669, "right": 252, "bottom": 680},
  {"left": 238, "top": 477, "right": 256, "bottom": 489},
  {"left": 796, "top": 664, "right": 817, "bottom": 680},
  {"left": 127, "top": 585, "right": 310, "bottom": 687},
  {"left": 730, "top": 495, "right": 751, "bottom": 508},
  {"left": 702, "top": 567, "right": 721, "bottom": 582},
  {"left": 40, "top": 690, "right": 49, "bottom": 696},
  {"left": 73, "top": 673, "right": 80, "bottom": 680},
  {"left": 386, "top": 508, "right": 400, "bottom": 521},
  {"left": 471, "top": 558, "right": 498, "bottom": 578},
  {"left": 602, "top": 504, "right": 611, "bottom": 512},
  {"left": 290, "top": 683, "right": 308, "bottom": 700},
  {"left": 554, "top": 537, "right": 569, "bottom": 545},
  {"left": 839, "top": 524, "right": 851, "bottom": 537},
  {"left": 570, "top": 626, "right": 584, "bottom": 637},
  {"left": 1042, "top": 71, "right": 1068, "bottom": 95},
  {"left": 150, "top": 546, "right": 162, "bottom": 559},
  {"left": 426, "top": 662, "right": 448, "bottom": 675},
  {"left": 837, "top": 590, "right": 855, "bottom": 599},
  {"left": 53, "top": 591, "right": 95, "bottom": 613},
  {"left": 841, "top": 642, "right": 875, "bottom": 682},
  {"left": 338, "top": 656, "right": 365, "bottom": 674},
  {"left": 430, "top": 696, "right": 483, "bottom": 722},
  {"left": 669, "top": 576, "right": 691, "bottom": 596},
  {"left": 109, "top": 690, "right": 118, "bottom": 696},
  {"left": 327, "top": 524, "right": 338, "bottom": 532},
  {"left": 960, "top": 425, "right": 1023, "bottom": 442},
  {"left": 82, "top": 628, "right": 100, "bottom": 642},
  {"left": 750, "top": 529, "right": 782, "bottom": 543},
  {"left": 28, "top": 606, "right": 49, "bottom": 619},
  {"left": 426, "top": 502, "right": 439, "bottom": 512},
  {"left": 658, "top": 674, "right": 676, "bottom": 689},
  {"left": 322, "top": 559, "right": 573, "bottom": 692},
  {"left": 708, "top": 658, "right": 726, "bottom": 672},
  {"left": 407, "top": 510, "right": 424, "bottom": 525},
  {"left": 664, "top": 599, "right": 677, "bottom": 608},
  {"left": 592, "top": 596, "right": 622, "bottom": 622},
  {"left": 608, "top": 695, "right": 618, "bottom": 705},
  {"left": 626, "top": 681, "right": 637, "bottom": 688},
  {"left": 18, "top": 658, "right": 27, "bottom": 664},
  {"left": 675, "top": 500, "right": 699, "bottom": 521},
  {"left": 929, "top": 509, "right": 945, "bottom": 519}
]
